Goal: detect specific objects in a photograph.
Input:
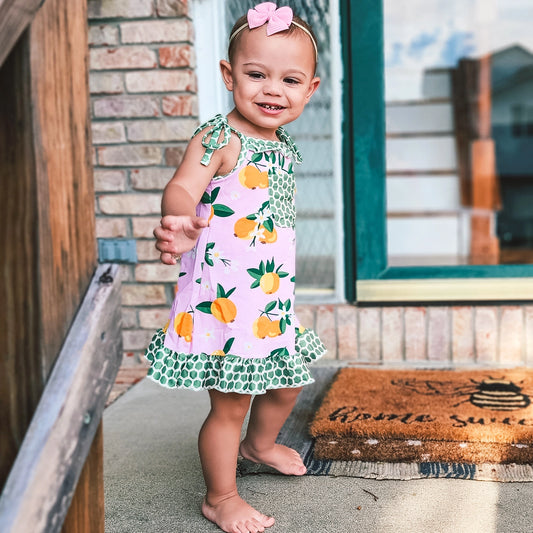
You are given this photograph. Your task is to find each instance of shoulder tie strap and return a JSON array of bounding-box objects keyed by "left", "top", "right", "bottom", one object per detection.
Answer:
[
  {"left": 193, "top": 114, "right": 232, "bottom": 166},
  {"left": 276, "top": 126, "right": 303, "bottom": 164}
]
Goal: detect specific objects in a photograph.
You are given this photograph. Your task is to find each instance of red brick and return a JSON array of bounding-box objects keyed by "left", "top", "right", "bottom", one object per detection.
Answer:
[
  {"left": 139, "top": 308, "right": 172, "bottom": 329},
  {"left": 131, "top": 168, "right": 173, "bottom": 190},
  {"left": 94, "top": 169, "right": 127, "bottom": 191},
  {"left": 132, "top": 217, "right": 161, "bottom": 238},
  {"left": 92, "top": 122, "right": 126, "bottom": 144},
  {"left": 135, "top": 263, "right": 179, "bottom": 282},
  {"left": 121, "top": 20, "right": 192, "bottom": 43},
  {"left": 427, "top": 307, "right": 450, "bottom": 362},
  {"left": 123, "top": 329, "right": 154, "bottom": 350},
  {"left": 165, "top": 145, "right": 187, "bottom": 166},
  {"left": 156, "top": 0, "right": 188, "bottom": 17},
  {"left": 90, "top": 46, "right": 156, "bottom": 70},
  {"left": 404, "top": 307, "right": 427, "bottom": 361},
  {"left": 499, "top": 306, "right": 523, "bottom": 365},
  {"left": 125, "top": 70, "right": 196, "bottom": 92},
  {"left": 98, "top": 193, "right": 161, "bottom": 215},
  {"left": 159, "top": 44, "right": 193, "bottom": 67},
  {"left": 316, "top": 305, "right": 336, "bottom": 359},
  {"left": 474, "top": 306, "right": 498, "bottom": 364},
  {"left": 137, "top": 240, "right": 160, "bottom": 261},
  {"left": 115, "top": 367, "right": 148, "bottom": 384},
  {"left": 89, "top": 24, "right": 119, "bottom": 46},
  {"left": 162, "top": 95, "right": 197, "bottom": 116},
  {"left": 95, "top": 217, "right": 128, "bottom": 238},
  {"left": 121, "top": 308, "right": 139, "bottom": 329},
  {"left": 88, "top": 0, "right": 153, "bottom": 19},
  {"left": 337, "top": 305, "right": 357, "bottom": 360},
  {"left": 89, "top": 72, "right": 124, "bottom": 95},
  {"left": 122, "top": 284, "right": 167, "bottom": 306},
  {"left": 294, "top": 305, "right": 315, "bottom": 330},
  {"left": 382, "top": 307, "right": 403, "bottom": 362},
  {"left": 94, "top": 96, "right": 160, "bottom": 118},
  {"left": 526, "top": 306, "right": 533, "bottom": 365},
  {"left": 452, "top": 306, "right": 474, "bottom": 363},
  {"left": 358, "top": 307, "right": 381, "bottom": 362},
  {"left": 126, "top": 118, "right": 198, "bottom": 142},
  {"left": 98, "top": 145, "right": 162, "bottom": 166}
]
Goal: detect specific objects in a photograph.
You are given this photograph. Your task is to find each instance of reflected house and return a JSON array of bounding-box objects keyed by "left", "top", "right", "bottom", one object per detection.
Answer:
[
  {"left": 389, "top": 44, "right": 533, "bottom": 267},
  {"left": 452, "top": 44, "right": 533, "bottom": 265}
]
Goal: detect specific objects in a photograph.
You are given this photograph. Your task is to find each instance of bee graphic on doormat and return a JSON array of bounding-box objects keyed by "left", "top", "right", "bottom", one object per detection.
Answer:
[{"left": 391, "top": 377, "right": 531, "bottom": 411}]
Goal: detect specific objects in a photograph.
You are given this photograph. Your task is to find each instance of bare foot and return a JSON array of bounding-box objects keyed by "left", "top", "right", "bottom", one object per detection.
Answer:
[
  {"left": 239, "top": 440, "right": 307, "bottom": 476},
  {"left": 202, "top": 493, "right": 275, "bottom": 533}
]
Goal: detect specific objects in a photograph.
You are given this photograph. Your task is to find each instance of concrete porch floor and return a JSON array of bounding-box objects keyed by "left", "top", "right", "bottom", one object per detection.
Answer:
[{"left": 104, "top": 365, "right": 533, "bottom": 533}]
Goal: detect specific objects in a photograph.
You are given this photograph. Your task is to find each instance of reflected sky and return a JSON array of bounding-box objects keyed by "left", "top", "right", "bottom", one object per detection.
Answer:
[{"left": 385, "top": 0, "right": 533, "bottom": 100}]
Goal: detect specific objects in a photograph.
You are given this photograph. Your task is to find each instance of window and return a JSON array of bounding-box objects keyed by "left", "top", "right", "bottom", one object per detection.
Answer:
[
  {"left": 343, "top": 0, "right": 533, "bottom": 302},
  {"left": 512, "top": 104, "right": 533, "bottom": 138}
]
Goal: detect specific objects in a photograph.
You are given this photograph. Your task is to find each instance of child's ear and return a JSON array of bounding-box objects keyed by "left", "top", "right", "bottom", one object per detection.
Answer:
[
  {"left": 305, "top": 76, "right": 321, "bottom": 102},
  {"left": 220, "top": 60, "right": 234, "bottom": 91}
]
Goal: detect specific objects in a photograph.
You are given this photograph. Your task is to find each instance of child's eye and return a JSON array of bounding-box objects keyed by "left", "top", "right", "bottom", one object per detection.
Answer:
[
  {"left": 248, "top": 72, "right": 265, "bottom": 79},
  {"left": 284, "top": 78, "right": 300, "bottom": 85}
]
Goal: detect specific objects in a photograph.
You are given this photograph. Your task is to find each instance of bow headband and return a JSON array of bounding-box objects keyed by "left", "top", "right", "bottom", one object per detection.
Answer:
[{"left": 228, "top": 2, "right": 318, "bottom": 60}]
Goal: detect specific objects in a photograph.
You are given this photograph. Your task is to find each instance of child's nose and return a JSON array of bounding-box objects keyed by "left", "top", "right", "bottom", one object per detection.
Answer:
[{"left": 263, "top": 80, "right": 282, "bottom": 96}]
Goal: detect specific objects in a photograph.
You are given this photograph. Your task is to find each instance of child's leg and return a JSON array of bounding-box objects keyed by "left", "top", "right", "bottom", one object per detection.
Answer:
[
  {"left": 199, "top": 389, "right": 275, "bottom": 533},
  {"left": 240, "top": 387, "right": 307, "bottom": 476}
]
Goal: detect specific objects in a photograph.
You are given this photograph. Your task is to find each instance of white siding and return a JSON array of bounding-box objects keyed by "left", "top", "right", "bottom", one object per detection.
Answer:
[
  {"left": 387, "top": 175, "right": 460, "bottom": 212},
  {"left": 387, "top": 136, "right": 457, "bottom": 172}
]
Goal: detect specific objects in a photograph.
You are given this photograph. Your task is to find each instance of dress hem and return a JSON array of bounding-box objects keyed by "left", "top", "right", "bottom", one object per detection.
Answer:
[{"left": 144, "top": 328, "right": 326, "bottom": 395}]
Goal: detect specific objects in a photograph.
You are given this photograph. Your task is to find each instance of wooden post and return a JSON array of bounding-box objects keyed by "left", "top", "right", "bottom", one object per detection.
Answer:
[
  {"left": 0, "top": 0, "right": 44, "bottom": 67},
  {"left": 62, "top": 424, "right": 105, "bottom": 533},
  {"left": 469, "top": 55, "right": 500, "bottom": 265},
  {"left": 0, "top": 27, "right": 43, "bottom": 493},
  {"left": 0, "top": 0, "right": 116, "bottom": 532},
  {"left": 452, "top": 55, "right": 501, "bottom": 264}
]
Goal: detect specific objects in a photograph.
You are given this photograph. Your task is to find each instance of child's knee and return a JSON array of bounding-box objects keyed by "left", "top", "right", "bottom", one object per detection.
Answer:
[
  {"left": 210, "top": 391, "right": 251, "bottom": 422},
  {"left": 271, "top": 386, "right": 303, "bottom": 403}
]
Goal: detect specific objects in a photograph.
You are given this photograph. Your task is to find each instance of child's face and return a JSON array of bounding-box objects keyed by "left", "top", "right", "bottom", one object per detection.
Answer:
[{"left": 220, "top": 25, "right": 320, "bottom": 138}]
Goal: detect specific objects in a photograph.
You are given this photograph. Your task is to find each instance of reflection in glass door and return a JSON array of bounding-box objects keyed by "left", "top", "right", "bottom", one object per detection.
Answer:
[{"left": 384, "top": 0, "right": 533, "bottom": 267}]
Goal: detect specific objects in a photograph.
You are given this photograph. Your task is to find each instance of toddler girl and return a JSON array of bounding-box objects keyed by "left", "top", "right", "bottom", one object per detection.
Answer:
[{"left": 146, "top": 3, "right": 326, "bottom": 532}]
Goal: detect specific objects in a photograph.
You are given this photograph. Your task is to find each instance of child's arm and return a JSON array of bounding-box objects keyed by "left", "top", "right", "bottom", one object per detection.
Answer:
[{"left": 155, "top": 132, "right": 226, "bottom": 265}]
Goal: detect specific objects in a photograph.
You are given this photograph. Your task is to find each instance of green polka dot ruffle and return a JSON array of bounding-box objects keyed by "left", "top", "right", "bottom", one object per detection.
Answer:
[
  {"left": 144, "top": 328, "right": 326, "bottom": 394},
  {"left": 269, "top": 167, "right": 296, "bottom": 228}
]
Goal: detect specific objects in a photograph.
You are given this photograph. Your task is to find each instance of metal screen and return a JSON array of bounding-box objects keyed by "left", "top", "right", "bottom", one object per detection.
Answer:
[{"left": 224, "top": 0, "right": 337, "bottom": 292}]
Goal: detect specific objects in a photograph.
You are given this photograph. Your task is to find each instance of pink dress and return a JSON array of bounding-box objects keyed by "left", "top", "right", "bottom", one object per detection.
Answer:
[{"left": 145, "top": 114, "right": 326, "bottom": 394}]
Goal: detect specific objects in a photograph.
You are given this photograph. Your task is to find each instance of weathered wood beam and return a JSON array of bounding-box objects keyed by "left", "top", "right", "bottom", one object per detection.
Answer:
[
  {"left": 0, "top": 0, "right": 44, "bottom": 67},
  {"left": 0, "top": 264, "right": 122, "bottom": 533}
]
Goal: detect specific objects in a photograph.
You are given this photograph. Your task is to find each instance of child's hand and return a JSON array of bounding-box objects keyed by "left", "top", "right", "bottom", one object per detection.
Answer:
[{"left": 154, "top": 215, "right": 208, "bottom": 265}]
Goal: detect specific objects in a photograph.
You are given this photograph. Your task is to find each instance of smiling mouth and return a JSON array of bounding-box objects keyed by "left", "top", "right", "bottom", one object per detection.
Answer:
[{"left": 258, "top": 103, "right": 285, "bottom": 110}]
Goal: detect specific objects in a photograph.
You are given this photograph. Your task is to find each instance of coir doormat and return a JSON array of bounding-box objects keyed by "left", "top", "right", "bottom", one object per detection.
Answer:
[{"left": 309, "top": 368, "right": 533, "bottom": 464}]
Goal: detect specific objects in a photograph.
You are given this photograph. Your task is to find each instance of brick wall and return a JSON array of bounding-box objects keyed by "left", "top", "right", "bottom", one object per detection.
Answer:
[
  {"left": 299, "top": 304, "right": 533, "bottom": 366},
  {"left": 88, "top": 0, "right": 198, "bottom": 366}
]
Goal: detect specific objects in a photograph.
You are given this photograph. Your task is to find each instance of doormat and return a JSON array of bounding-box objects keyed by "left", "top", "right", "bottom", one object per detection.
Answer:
[
  {"left": 237, "top": 367, "right": 533, "bottom": 481},
  {"left": 309, "top": 367, "right": 533, "bottom": 465}
]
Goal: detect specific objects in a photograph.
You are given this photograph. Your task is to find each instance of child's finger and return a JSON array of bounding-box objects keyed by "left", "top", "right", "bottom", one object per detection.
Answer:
[
  {"left": 153, "top": 225, "right": 174, "bottom": 242},
  {"left": 160, "top": 251, "right": 179, "bottom": 265},
  {"left": 159, "top": 214, "right": 183, "bottom": 231},
  {"left": 190, "top": 216, "right": 208, "bottom": 229}
]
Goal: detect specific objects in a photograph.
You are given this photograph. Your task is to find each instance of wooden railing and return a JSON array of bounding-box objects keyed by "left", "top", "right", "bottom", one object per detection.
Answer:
[
  {"left": 0, "top": 0, "right": 44, "bottom": 67},
  {"left": 0, "top": 264, "right": 122, "bottom": 533}
]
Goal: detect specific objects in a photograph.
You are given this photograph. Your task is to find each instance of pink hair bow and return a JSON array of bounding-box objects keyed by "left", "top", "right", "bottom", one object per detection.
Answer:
[{"left": 247, "top": 2, "right": 294, "bottom": 36}]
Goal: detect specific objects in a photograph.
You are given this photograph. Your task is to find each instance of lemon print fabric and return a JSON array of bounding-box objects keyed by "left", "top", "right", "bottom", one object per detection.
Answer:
[
  {"left": 144, "top": 114, "right": 327, "bottom": 394},
  {"left": 247, "top": 258, "right": 289, "bottom": 294}
]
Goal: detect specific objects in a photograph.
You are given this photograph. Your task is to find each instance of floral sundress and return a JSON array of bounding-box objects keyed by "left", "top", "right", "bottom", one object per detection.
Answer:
[{"left": 145, "top": 114, "right": 326, "bottom": 394}]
